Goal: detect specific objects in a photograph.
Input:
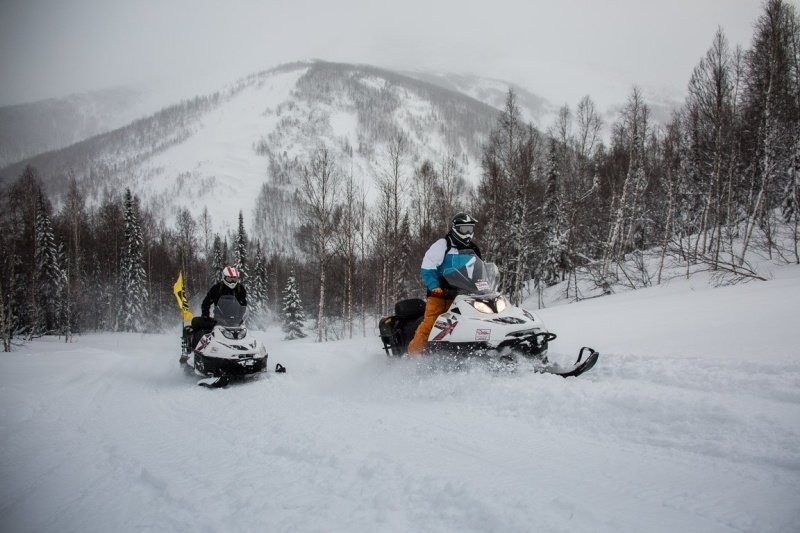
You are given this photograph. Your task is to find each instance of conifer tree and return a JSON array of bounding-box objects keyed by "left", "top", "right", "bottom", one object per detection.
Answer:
[
  {"left": 281, "top": 271, "right": 306, "bottom": 340},
  {"left": 210, "top": 234, "right": 225, "bottom": 284},
  {"left": 396, "top": 214, "right": 413, "bottom": 300},
  {"left": 542, "top": 138, "right": 569, "bottom": 286},
  {"left": 234, "top": 211, "right": 249, "bottom": 281},
  {"left": 0, "top": 279, "right": 10, "bottom": 351},
  {"left": 117, "top": 189, "right": 148, "bottom": 332},
  {"left": 249, "top": 241, "right": 269, "bottom": 322},
  {"left": 32, "top": 192, "right": 66, "bottom": 336}
]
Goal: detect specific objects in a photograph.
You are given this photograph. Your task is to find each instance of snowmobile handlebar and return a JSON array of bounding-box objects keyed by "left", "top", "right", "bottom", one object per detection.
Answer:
[{"left": 536, "top": 332, "right": 558, "bottom": 343}]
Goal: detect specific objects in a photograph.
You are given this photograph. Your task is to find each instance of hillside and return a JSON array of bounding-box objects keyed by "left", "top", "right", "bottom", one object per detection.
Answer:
[
  {"left": 1, "top": 259, "right": 798, "bottom": 532},
  {"left": 0, "top": 61, "right": 502, "bottom": 245}
]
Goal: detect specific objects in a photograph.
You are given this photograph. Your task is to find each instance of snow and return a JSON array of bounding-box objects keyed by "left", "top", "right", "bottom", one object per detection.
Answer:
[
  {"left": 2, "top": 265, "right": 799, "bottom": 532},
  {"left": 141, "top": 68, "right": 307, "bottom": 234}
]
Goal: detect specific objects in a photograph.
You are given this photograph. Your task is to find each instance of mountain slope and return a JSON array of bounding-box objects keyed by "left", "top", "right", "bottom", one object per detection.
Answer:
[
  {"left": 0, "top": 61, "right": 501, "bottom": 245},
  {"left": 0, "top": 86, "right": 190, "bottom": 169}
]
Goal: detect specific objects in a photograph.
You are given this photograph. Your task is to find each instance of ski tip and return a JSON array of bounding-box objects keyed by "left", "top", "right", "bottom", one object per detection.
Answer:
[
  {"left": 559, "top": 349, "right": 599, "bottom": 378},
  {"left": 197, "top": 376, "right": 229, "bottom": 388}
]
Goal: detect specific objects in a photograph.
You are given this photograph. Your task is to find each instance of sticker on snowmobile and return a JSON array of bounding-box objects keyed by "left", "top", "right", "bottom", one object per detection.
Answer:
[
  {"left": 475, "top": 328, "right": 491, "bottom": 341},
  {"left": 197, "top": 336, "right": 211, "bottom": 351},
  {"left": 476, "top": 280, "right": 490, "bottom": 291},
  {"left": 432, "top": 318, "right": 457, "bottom": 340}
]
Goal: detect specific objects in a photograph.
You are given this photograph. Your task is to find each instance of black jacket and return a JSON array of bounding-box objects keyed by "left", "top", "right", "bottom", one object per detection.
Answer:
[
  {"left": 446, "top": 232, "right": 482, "bottom": 259},
  {"left": 201, "top": 282, "right": 248, "bottom": 317}
]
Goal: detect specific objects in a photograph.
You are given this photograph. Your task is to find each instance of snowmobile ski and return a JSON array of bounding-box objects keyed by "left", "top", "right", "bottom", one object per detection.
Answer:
[
  {"left": 537, "top": 347, "right": 599, "bottom": 378},
  {"left": 197, "top": 376, "right": 230, "bottom": 388}
]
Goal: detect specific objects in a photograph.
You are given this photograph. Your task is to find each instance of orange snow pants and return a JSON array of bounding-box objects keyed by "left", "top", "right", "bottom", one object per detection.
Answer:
[{"left": 407, "top": 296, "right": 453, "bottom": 356}]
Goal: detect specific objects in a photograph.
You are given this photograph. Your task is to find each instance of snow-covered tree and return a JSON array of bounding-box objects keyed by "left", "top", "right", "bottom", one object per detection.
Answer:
[
  {"left": 117, "top": 189, "right": 148, "bottom": 332},
  {"left": 32, "top": 192, "right": 66, "bottom": 337},
  {"left": 541, "top": 138, "right": 570, "bottom": 286},
  {"left": 234, "top": 211, "right": 249, "bottom": 281},
  {"left": 0, "top": 279, "right": 10, "bottom": 351},
  {"left": 210, "top": 234, "right": 226, "bottom": 285},
  {"left": 395, "top": 213, "right": 413, "bottom": 300},
  {"left": 300, "top": 147, "right": 340, "bottom": 341},
  {"left": 602, "top": 87, "right": 650, "bottom": 279},
  {"left": 249, "top": 241, "right": 269, "bottom": 324},
  {"left": 281, "top": 272, "right": 306, "bottom": 340},
  {"left": 476, "top": 89, "right": 541, "bottom": 304}
]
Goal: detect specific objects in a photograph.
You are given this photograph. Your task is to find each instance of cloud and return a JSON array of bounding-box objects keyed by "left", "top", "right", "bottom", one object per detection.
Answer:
[{"left": 0, "top": 0, "right": 763, "bottom": 108}]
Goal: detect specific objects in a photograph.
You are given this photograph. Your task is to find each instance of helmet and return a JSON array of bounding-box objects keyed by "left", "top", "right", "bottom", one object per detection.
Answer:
[
  {"left": 221, "top": 266, "right": 240, "bottom": 289},
  {"left": 450, "top": 212, "right": 478, "bottom": 245}
]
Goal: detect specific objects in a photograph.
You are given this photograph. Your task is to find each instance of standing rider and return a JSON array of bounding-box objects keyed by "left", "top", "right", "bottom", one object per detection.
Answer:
[{"left": 407, "top": 213, "right": 482, "bottom": 355}]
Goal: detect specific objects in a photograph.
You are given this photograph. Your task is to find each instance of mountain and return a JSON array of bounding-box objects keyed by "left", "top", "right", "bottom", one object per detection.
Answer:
[
  {"left": 401, "top": 70, "right": 557, "bottom": 125},
  {"left": 0, "top": 86, "right": 186, "bottom": 169},
  {"left": 0, "top": 61, "right": 504, "bottom": 251}
]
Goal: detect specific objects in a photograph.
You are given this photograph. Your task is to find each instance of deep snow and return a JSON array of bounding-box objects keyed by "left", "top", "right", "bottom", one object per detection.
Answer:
[{"left": 1, "top": 265, "right": 799, "bottom": 533}]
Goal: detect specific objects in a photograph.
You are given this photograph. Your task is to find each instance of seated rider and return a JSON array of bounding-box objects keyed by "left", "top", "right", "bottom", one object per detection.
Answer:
[
  {"left": 407, "top": 213, "right": 482, "bottom": 355},
  {"left": 180, "top": 266, "right": 248, "bottom": 365},
  {"left": 201, "top": 265, "right": 247, "bottom": 318}
]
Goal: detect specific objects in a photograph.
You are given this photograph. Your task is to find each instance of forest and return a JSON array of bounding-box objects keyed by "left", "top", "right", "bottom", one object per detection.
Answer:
[{"left": 0, "top": 0, "right": 797, "bottom": 350}]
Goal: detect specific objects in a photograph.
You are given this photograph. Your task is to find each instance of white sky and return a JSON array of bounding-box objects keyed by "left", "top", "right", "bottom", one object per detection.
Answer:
[{"left": 0, "top": 0, "right": 764, "bottom": 109}]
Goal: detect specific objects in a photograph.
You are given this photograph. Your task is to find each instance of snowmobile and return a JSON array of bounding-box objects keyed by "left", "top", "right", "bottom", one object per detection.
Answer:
[
  {"left": 180, "top": 295, "right": 271, "bottom": 387},
  {"left": 379, "top": 251, "right": 599, "bottom": 378}
]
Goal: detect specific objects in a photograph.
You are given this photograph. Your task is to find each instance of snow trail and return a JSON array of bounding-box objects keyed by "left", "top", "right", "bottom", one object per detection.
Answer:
[{"left": 1, "top": 266, "right": 799, "bottom": 532}]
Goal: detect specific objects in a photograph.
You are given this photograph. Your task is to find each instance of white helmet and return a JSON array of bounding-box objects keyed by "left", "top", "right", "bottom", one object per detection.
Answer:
[{"left": 222, "top": 266, "right": 240, "bottom": 289}]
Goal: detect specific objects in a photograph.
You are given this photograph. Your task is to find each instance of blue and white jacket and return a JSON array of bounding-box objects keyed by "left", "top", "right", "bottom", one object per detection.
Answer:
[{"left": 419, "top": 235, "right": 482, "bottom": 293}]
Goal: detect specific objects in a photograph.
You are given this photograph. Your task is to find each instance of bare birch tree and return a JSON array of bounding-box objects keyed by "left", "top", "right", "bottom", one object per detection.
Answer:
[{"left": 301, "top": 147, "right": 340, "bottom": 342}]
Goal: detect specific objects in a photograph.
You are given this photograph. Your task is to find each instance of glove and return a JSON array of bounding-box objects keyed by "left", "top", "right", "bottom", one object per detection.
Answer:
[{"left": 429, "top": 287, "right": 445, "bottom": 298}]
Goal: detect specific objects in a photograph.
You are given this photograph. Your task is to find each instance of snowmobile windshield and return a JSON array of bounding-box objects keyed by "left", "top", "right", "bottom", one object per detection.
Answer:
[
  {"left": 213, "top": 295, "right": 246, "bottom": 327},
  {"left": 441, "top": 252, "right": 499, "bottom": 295}
]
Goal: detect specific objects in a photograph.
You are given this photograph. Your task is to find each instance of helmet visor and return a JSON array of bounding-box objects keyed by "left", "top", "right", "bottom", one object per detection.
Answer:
[{"left": 223, "top": 275, "right": 239, "bottom": 285}]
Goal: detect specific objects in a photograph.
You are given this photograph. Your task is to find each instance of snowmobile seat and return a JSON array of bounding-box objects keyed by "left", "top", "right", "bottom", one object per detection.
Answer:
[
  {"left": 191, "top": 316, "right": 217, "bottom": 330},
  {"left": 183, "top": 316, "right": 217, "bottom": 352},
  {"left": 394, "top": 298, "right": 425, "bottom": 319},
  {"left": 380, "top": 313, "right": 423, "bottom": 356}
]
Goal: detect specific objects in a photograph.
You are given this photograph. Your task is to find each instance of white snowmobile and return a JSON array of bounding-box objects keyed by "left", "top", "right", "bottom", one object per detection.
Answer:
[
  {"left": 180, "top": 295, "right": 272, "bottom": 387},
  {"left": 379, "top": 252, "right": 599, "bottom": 378}
]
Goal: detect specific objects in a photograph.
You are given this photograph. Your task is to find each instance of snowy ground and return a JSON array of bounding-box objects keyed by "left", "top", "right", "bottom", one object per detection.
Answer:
[{"left": 2, "top": 265, "right": 799, "bottom": 533}]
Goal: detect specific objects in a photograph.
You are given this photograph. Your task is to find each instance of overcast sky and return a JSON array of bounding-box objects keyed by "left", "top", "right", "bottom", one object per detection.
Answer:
[{"left": 0, "top": 0, "right": 764, "bottom": 109}]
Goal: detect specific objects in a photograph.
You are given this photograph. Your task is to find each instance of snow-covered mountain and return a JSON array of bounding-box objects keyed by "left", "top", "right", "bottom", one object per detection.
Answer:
[
  {"left": 401, "top": 70, "right": 558, "bottom": 126},
  {"left": 1, "top": 256, "right": 797, "bottom": 532},
  {"left": 0, "top": 60, "right": 684, "bottom": 251},
  {"left": 0, "top": 61, "right": 504, "bottom": 248},
  {"left": 0, "top": 85, "right": 194, "bottom": 169}
]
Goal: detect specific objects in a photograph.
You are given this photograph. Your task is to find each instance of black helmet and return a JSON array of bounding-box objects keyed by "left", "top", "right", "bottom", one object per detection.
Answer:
[{"left": 450, "top": 212, "right": 478, "bottom": 245}]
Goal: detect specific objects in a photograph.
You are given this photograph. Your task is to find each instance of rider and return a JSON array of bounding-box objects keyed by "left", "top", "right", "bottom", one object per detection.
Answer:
[
  {"left": 180, "top": 266, "right": 247, "bottom": 364},
  {"left": 201, "top": 265, "right": 248, "bottom": 318},
  {"left": 407, "top": 212, "right": 482, "bottom": 355}
]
